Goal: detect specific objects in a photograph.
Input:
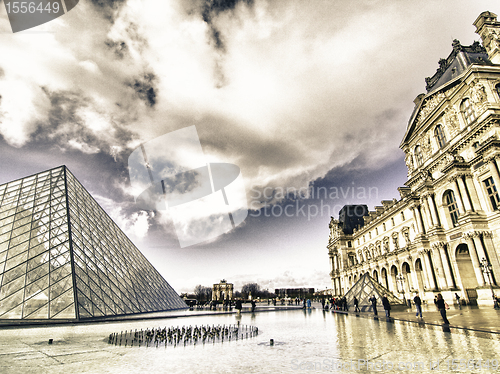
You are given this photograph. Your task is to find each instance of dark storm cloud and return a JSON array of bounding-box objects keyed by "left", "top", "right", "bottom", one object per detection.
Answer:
[
  {"left": 200, "top": 0, "right": 254, "bottom": 51},
  {"left": 128, "top": 73, "right": 157, "bottom": 107},
  {"left": 89, "top": 0, "right": 128, "bottom": 21},
  {"left": 105, "top": 39, "right": 129, "bottom": 59},
  {"left": 30, "top": 88, "right": 137, "bottom": 154}
]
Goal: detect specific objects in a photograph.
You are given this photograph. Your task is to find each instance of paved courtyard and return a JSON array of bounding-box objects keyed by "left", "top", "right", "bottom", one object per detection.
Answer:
[{"left": 0, "top": 304, "right": 499, "bottom": 373}]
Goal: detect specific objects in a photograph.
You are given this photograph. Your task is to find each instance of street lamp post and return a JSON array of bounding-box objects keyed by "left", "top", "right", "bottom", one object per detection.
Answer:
[{"left": 480, "top": 258, "right": 498, "bottom": 309}]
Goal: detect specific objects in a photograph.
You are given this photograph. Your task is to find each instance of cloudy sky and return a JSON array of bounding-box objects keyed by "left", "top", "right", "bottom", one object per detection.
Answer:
[{"left": 0, "top": 0, "right": 498, "bottom": 294}]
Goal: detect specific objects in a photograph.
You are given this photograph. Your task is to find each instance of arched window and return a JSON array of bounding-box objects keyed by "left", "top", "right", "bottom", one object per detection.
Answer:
[
  {"left": 414, "top": 145, "right": 423, "bottom": 166},
  {"left": 496, "top": 84, "right": 500, "bottom": 100},
  {"left": 434, "top": 125, "right": 447, "bottom": 148},
  {"left": 443, "top": 190, "right": 460, "bottom": 226},
  {"left": 461, "top": 98, "right": 476, "bottom": 125}
]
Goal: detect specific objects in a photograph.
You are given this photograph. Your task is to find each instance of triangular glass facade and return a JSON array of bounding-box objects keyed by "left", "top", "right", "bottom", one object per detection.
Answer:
[
  {"left": 344, "top": 273, "right": 404, "bottom": 307},
  {"left": 0, "top": 166, "right": 187, "bottom": 321}
]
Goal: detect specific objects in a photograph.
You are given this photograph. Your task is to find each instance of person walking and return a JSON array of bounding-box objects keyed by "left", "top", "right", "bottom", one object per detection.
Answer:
[
  {"left": 369, "top": 295, "right": 378, "bottom": 316},
  {"left": 413, "top": 292, "right": 423, "bottom": 318},
  {"left": 342, "top": 296, "right": 348, "bottom": 311},
  {"left": 455, "top": 293, "right": 461, "bottom": 309},
  {"left": 353, "top": 296, "right": 360, "bottom": 313},
  {"left": 306, "top": 299, "right": 311, "bottom": 309},
  {"left": 382, "top": 294, "right": 391, "bottom": 318},
  {"left": 235, "top": 299, "right": 242, "bottom": 315},
  {"left": 435, "top": 293, "right": 450, "bottom": 325}
]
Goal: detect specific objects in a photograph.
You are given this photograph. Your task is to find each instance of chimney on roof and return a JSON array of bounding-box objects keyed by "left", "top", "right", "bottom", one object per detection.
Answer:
[{"left": 474, "top": 11, "right": 500, "bottom": 64}]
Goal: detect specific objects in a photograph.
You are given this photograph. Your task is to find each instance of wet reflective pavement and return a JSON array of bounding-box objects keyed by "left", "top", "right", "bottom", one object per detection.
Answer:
[
  {"left": 338, "top": 303, "right": 500, "bottom": 335},
  {"left": 0, "top": 305, "right": 499, "bottom": 373}
]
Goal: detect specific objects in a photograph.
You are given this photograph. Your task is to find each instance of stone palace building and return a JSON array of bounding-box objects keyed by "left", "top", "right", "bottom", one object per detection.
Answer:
[{"left": 327, "top": 12, "right": 500, "bottom": 305}]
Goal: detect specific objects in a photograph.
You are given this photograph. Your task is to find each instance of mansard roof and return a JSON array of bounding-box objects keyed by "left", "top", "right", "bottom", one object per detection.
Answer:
[
  {"left": 425, "top": 40, "right": 491, "bottom": 93},
  {"left": 400, "top": 40, "right": 492, "bottom": 148}
]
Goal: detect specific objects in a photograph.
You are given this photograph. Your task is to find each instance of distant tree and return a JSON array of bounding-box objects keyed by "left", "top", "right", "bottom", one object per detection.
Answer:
[
  {"left": 259, "top": 289, "right": 275, "bottom": 300},
  {"left": 241, "top": 283, "right": 261, "bottom": 299},
  {"left": 233, "top": 290, "right": 242, "bottom": 299},
  {"left": 194, "top": 285, "right": 212, "bottom": 303}
]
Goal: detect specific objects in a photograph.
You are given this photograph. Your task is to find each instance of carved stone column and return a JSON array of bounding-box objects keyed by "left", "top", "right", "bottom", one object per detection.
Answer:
[
  {"left": 464, "top": 233, "right": 487, "bottom": 286},
  {"left": 421, "top": 194, "right": 435, "bottom": 227},
  {"left": 434, "top": 242, "right": 455, "bottom": 289},
  {"left": 411, "top": 206, "right": 424, "bottom": 235},
  {"left": 481, "top": 232, "right": 500, "bottom": 285},
  {"left": 422, "top": 249, "right": 437, "bottom": 290},
  {"left": 448, "top": 176, "right": 466, "bottom": 215},
  {"left": 456, "top": 176, "right": 473, "bottom": 212},
  {"left": 431, "top": 244, "right": 448, "bottom": 289},
  {"left": 464, "top": 174, "right": 482, "bottom": 211},
  {"left": 429, "top": 194, "right": 442, "bottom": 226}
]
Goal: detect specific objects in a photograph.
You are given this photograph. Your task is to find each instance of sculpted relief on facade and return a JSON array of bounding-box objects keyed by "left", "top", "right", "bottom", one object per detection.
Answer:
[{"left": 444, "top": 106, "right": 460, "bottom": 136}]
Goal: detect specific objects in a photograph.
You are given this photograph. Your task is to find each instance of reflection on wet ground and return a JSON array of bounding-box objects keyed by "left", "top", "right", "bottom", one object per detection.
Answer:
[{"left": 1, "top": 307, "right": 499, "bottom": 373}]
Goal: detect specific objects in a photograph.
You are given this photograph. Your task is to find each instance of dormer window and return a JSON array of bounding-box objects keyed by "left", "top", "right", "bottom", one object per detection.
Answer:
[
  {"left": 434, "top": 125, "right": 447, "bottom": 148},
  {"left": 461, "top": 98, "right": 476, "bottom": 125},
  {"left": 414, "top": 146, "right": 423, "bottom": 166}
]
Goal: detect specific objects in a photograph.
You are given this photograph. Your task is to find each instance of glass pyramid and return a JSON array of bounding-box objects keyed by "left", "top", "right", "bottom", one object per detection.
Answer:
[
  {"left": 344, "top": 273, "right": 404, "bottom": 307},
  {"left": 0, "top": 166, "right": 187, "bottom": 321}
]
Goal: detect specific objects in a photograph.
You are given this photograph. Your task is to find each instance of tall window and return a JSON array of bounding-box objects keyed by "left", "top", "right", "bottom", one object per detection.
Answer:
[
  {"left": 444, "top": 190, "right": 460, "bottom": 226},
  {"left": 496, "top": 84, "right": 500, "bottom": 101},
  {"left": 434, "top": 125, "right": 447, "bottom": 147},
  {"left": 484, "top": 177, "right": 500, "bottom": 210},
  {"left": 414, "top": 145, "right": 423, "bottom": 166},
  {"left": 461, "top": 98, "right": 476, "bottom": 125}
]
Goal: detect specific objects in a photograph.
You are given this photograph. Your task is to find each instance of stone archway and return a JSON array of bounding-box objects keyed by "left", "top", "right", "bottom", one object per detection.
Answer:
[
  {"left": 390, "top": 265, "right": 398, "bottom": 293},
  {"left": 455, "top": 244, "right": 479, "bottom": 304},
  {"left": 373, "top": 269, "right": 379, "bottom": 283},
  {"left": 381, "top": 268, "right": 389, "bottom": 289},
  {"left": 414, "top": 258, "right": 425, "bottom": 293},
  {"left": 402, "top": 262, "right": 412, "bottom": 293}
]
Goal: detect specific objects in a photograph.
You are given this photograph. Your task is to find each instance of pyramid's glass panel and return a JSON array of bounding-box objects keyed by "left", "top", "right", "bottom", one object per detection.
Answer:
[
  {"left": 0, "top": 166, "right": 75, "bottom": 319},
  {"left": 65, "top": 168, "right": 187, "bottom": 319},
  {"left": 0, "top": 166, "right": 187, "bottom": 322}
]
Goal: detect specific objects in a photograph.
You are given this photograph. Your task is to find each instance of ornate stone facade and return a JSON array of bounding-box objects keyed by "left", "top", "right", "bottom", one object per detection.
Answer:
[
  {"left": 328, "top": 12, "right": 500, "bottom": 305},
  {"left": 212, "top": 279, "right": 233, "bottom": 301}
]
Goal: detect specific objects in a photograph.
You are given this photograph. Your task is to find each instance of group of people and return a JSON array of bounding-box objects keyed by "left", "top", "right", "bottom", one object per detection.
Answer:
[
  {"left": 367, "top": 294, "right": 392, "bottom": 318},
  {"left": 366, "top": 291, "right": 450, "bottom": 324},
  {"left": 320, "top": 296, "right": 349, "bottom": 311}
]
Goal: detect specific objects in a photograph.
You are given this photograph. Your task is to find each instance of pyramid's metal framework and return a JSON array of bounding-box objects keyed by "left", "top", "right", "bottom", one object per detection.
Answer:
[
  {"left": 344, "top": 273, "right": 405, "bottom": 307},
  {"left": 0, "top": 166, "right": 187, "bottom": 321}
]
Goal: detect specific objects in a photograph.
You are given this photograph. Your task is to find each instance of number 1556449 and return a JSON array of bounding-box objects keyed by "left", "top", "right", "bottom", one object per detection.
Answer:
[{"left": 5, "top": 1, "right": 60, "bottom": 14}]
